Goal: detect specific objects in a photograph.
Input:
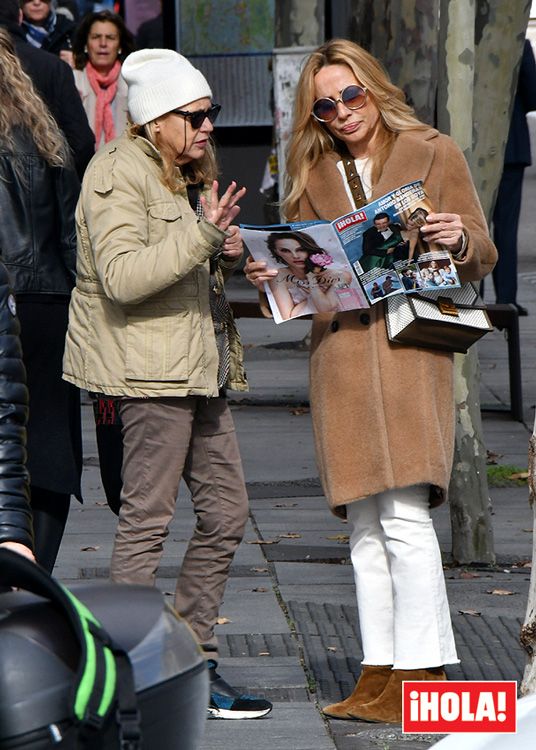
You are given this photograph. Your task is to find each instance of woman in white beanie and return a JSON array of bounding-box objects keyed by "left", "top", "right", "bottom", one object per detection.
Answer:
[{"left": 63, "top": 48, "right": 272, "bottom": 721}]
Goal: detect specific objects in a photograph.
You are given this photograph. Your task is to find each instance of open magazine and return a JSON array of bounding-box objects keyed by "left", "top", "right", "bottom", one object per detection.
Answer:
[{"left": 241, "top": 180, "right": 461, "bottom": 324}]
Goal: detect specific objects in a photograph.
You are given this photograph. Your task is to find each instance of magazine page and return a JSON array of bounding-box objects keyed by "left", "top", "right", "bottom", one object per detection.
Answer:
[
  {"left": 332, "top": 181, "right": 461, "bottom": 304},
  {"left": 241, "top": 222, "right": 370, "bottom": 324}
]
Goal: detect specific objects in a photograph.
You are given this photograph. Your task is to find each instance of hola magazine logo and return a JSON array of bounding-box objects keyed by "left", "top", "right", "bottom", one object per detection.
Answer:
[{"left": 402, "top": 681, "right": 517, "bottom": 733}]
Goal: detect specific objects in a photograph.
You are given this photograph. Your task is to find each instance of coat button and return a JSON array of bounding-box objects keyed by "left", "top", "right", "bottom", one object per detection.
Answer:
[
  {"left": 331, "top": 320, "right": 339, "bottom": 333},
  {"left": 360, "top": 313, "right": 370, "bottom": 325}
]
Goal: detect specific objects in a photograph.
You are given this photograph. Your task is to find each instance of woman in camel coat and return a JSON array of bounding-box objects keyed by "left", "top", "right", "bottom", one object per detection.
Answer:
[{"left": 246, "top": 39, "right": 497, "bottom": 724}]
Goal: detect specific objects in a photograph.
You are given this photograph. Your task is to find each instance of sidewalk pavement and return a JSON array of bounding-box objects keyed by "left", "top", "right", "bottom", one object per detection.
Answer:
[{"left": 54, "top": 168, "right": 536, "bottom": 750}]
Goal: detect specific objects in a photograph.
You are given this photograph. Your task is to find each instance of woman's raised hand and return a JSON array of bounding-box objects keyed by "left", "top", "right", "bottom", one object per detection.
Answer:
[
  {"left": 244, "top": 255, "right": 278, "bottom": 290},
  {"left": 419, "top": 212, "right": 464, "bottom": 253},
  {"left": 201, "top": 180, "right": 246, "bottom": 232}
]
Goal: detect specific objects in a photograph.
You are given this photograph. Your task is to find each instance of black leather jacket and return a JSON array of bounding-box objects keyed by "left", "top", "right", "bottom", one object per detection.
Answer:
[
  {"left": 0, "top": 262, "right": 32, "bottom": 550},
  {"left": 0, "top": 127, "right": 79, "bottom": 296}
]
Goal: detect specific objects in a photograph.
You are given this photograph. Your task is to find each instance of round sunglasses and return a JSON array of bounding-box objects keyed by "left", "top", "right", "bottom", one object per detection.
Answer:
[
  {"left": 170, "top": 103, "right": 221, "bottom": 130},
  {"left": 312, "top": 85, "right": 367, "bottom": 123}
]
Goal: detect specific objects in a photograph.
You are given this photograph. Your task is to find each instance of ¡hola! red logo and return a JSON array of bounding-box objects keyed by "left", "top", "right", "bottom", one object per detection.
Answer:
[{"left": 402, "top": 681, "right": 517, "bottom": 734}]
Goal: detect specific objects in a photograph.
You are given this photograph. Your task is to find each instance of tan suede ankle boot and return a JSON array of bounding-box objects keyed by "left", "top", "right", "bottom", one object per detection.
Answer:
[
  {"left": 322, "top": 665, "right": 393, "bottom": 719},
  {"left": 348, "top": 666, "right": 447, "bottom": 724}
]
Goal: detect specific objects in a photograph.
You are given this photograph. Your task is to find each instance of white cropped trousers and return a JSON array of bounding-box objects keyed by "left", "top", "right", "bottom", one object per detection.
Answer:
[{"left": 346, "top": 485, "right": 459, "bottom": 669}]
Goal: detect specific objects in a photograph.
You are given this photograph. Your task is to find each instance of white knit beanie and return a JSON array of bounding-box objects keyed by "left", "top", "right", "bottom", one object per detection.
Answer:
[{"left": 121, "top": 49, "right": 212, "bottom": 125}]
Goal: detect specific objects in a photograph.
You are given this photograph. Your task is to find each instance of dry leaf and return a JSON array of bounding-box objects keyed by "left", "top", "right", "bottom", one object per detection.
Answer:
[
  {"left": 279, "top": 532, "right": 301, "bottom": 539},
  {"left": 258, "top": 651, "right": 270, "bottom": 656},
  {"left": 486, "top": 450, "right": 503, "bottom": 465},
  {"left": 458, "top": 609, "right": 482, "bottom": 617},
  {"left": 95, "top": 501, "right": 107, "bottom": 506},
  {"left": 216, "top": 617, "right": 231, "bottom": 625},
  {"left": 460, "top": 571, "right": 480, "bottom": 579},
  {"left": 273, "top": 503, "right": 298, "bottom": 508},
  {"left": 251, "top": 567, "right": 268, "bottom": 573},
  {"left": 509, "top": 471, "right": 529, "bottom": 481},
  {"left": 252, "top": 587, "right": 268, "bottom": 593},
  {"left": 247, "top": 539, "right": 280, "bottom": 545},
  {"left": 326, "top": 534, "right": 350, "bottom": 543},
  {"left": 488, "top": 589, "right": 515, "bottom": 596},
  {"left": 80, "top": 545, "right": 100, "bottom": 552},
  {"left": 327, "top": 646, "right": 337, "bottom": 652},
  {"left": 290, "top": 407, "right": 310, "bottom": 416},
  {"left": 522, "top": 528, "right": 533, "bottom": 533}
]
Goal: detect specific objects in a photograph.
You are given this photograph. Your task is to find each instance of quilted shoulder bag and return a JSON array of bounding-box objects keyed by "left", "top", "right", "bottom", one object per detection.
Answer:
[{"left": 385, "top": 283, "right": 493, "bottom": 354}]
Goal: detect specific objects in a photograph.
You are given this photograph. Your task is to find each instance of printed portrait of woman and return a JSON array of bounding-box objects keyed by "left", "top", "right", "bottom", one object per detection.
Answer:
[
  {"left": 399, "top": 202, "right": 434, "bottom": 261},
  {"left": 265, "top": 230, "right": 353, "bottom": 320}
]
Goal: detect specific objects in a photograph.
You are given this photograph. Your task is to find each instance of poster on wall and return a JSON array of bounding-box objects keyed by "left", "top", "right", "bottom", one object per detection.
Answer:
[
  {"left": 179, "top": 0, "right": 274, "bottom": 56},
  {"left": 179, "top": 0, "right": 274, "bottom": 127}
]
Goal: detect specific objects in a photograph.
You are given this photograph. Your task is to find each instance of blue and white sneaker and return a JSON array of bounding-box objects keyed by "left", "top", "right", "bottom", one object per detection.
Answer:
[{"left": 207, "top": 660, "right": 272, "bottom": 720}]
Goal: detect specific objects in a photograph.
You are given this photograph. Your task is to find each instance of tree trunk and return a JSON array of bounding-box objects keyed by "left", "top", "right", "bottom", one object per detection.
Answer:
[
  {"left": 275, "top": 0, "right": 324, "bottom": 47},
  {"left": 449, "top": 350, "right": 495, "bottom": 564},
  {"left": 436, "top": 0, "right": 529, "bottom": 563},
  {"left": 521, "top": 426, "right": 536, "bottom": 694}
]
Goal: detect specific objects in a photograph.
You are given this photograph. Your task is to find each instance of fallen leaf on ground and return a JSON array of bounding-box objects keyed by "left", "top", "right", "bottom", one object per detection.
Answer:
[
  {"left": 326, "top": 534, "right": 350, "bottom": 543},
  {"left": 80, "top": 545, "right": 100, "bottom": 552},
  {"left": 488, "top": 589, "right": 515, "bottom": 596},
  {"left": 273, "top": 503, "right": 299, "bottom": 508},
  {"left": 290, "top": 407, "right": 310, "bottom": 416},
  {"left": 509, "top": 471, "right": 529, "bottom": 481},
  {"left": 460, "top": 571, "right": 480, "bottom": 579},
  {"left": 247, "top": 539, "right": 280, "bottom": 545},
  {"left": 486, "top": 450, "right": 503, "bottom": 465},
  {"left": 95, "top": 501, "right": 107, "bottom": 506},
  {"left": 522, "top": 528, "right": 533, "bottom": 533},
  {"left": 216, "top": 617, "right": 231, "bottom": 625},
  {"left": 458, "top": 609, "right": 482, "bottom": 617},
  {"left": 279, "top": 532, "right": 301, "bottom": 539},
  {"left": 251, "top": 567, "right": 268, "bottom": 573},
  {"left": 252, "top": 587, "right": 268, "bottom": 593},
  {"left": 327, "top": 646, "right": 337, "bottom": 652},
  {"left": 258, "top": 651, "right": 270, "bottom": 656}
]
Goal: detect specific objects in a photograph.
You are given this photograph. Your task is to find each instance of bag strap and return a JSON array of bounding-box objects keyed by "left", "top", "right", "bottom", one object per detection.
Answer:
[
  {"left": 341, "top": 156, "right": 368, "bottom": 208},
  {"left": 0, "top": 549, "right": 141, "bottom": 748}
]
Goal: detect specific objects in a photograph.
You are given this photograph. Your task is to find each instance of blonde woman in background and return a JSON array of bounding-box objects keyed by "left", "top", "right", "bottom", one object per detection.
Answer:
[{"left": 0, "top": 27, "right": 81, "bottom": 572}]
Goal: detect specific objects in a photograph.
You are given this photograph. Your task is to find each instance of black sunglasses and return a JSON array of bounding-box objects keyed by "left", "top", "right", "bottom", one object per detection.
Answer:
[
  {"left": 170, "top": 103, "right": 221, "bottom": 129},
  {"left": 312, "top": 85, "right": 367, "bottom": 123}
]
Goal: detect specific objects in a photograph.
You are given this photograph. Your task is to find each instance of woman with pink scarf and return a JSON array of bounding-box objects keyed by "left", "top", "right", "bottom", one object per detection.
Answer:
[{"left": 72, "top": 10, "right": 134, "bottom": 149}]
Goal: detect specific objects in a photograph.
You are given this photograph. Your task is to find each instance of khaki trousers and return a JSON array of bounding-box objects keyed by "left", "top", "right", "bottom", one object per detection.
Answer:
[{"left": 110, "top": 396, "right": 249, "bottom": 655}]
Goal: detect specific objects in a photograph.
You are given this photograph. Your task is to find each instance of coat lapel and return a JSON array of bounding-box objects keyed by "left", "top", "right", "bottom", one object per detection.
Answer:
[
  {"left": 305, "top": 128, "right": 439, "bottom": 219},
  {"left": 373, "top": 129, "right": 438, "bottom": 200}
]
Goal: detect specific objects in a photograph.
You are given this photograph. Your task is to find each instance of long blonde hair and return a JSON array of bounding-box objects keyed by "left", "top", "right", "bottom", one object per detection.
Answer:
[
  {"left": 128, "top": 119, "right": 218, "bottom": 194},
  {"left": 283, "top": 38, "right": 428, "bottom": 220},
  {"left": 0, "top": 28, "right": 69, "bottom": 167}
]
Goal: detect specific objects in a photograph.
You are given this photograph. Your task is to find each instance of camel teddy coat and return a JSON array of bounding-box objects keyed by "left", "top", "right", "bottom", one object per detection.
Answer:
[{"left": 297, "top": 128, "right": 497, "bottom": 517}]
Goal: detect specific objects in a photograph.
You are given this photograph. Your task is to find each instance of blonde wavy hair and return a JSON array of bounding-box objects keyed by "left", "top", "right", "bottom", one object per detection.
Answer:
[
  {"left": 283, "top": 38, "right": 428, "bottom": 220},
  {"left": 128, "top": 118, "right": 218, "bottom": 194},
  {"left": 0, "top": 28, "right": 69, "bottom": 167}
]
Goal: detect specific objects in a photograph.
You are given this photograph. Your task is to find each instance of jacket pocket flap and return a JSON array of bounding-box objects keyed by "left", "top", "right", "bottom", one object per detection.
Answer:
[{"left": 148, "top": 203, "right": 181, "bottom": 221}]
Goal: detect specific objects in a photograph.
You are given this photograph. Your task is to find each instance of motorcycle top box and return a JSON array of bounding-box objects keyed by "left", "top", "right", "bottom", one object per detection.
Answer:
[{"left": 0, "top": 549, "right": 208, "bottom": 749}]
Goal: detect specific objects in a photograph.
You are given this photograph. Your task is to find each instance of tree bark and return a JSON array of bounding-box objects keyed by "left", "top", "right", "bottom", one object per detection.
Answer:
[
  {"left": 436, "top": 0, "right": 529, "bottom": 564},
  {"left": 521, "top": 427, "right": 536, "bottom": 694},
  {"left": 275, "top": 0, "right": 324, "bottom": 48}
]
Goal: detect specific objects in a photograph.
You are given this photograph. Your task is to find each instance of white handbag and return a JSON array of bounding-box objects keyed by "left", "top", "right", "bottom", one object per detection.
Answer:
[{"left": 385, "top": 283, "right": 493, "bottom": 354}]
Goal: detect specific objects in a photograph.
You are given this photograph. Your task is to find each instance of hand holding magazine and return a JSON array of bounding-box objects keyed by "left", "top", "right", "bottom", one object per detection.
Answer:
[{"left": 241, "top": 181, "right": 461, "bottom": 324}]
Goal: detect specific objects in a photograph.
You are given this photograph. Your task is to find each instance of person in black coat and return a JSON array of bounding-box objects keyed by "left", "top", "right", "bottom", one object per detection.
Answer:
[
  {"left": 0, "top": 261, "right": 34, "bottom": 562},
  {"left": 492, "top": 39, "right": 536, "bottom": 314},
  {"left": 20, "top": 0, "right": 74, "bottom": 64},
  {"left": 0, "top": 26, "right": 82, "bottom": 572},
  {"left": 0, "top": 0, "right": 95, "bottom": 179}
]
